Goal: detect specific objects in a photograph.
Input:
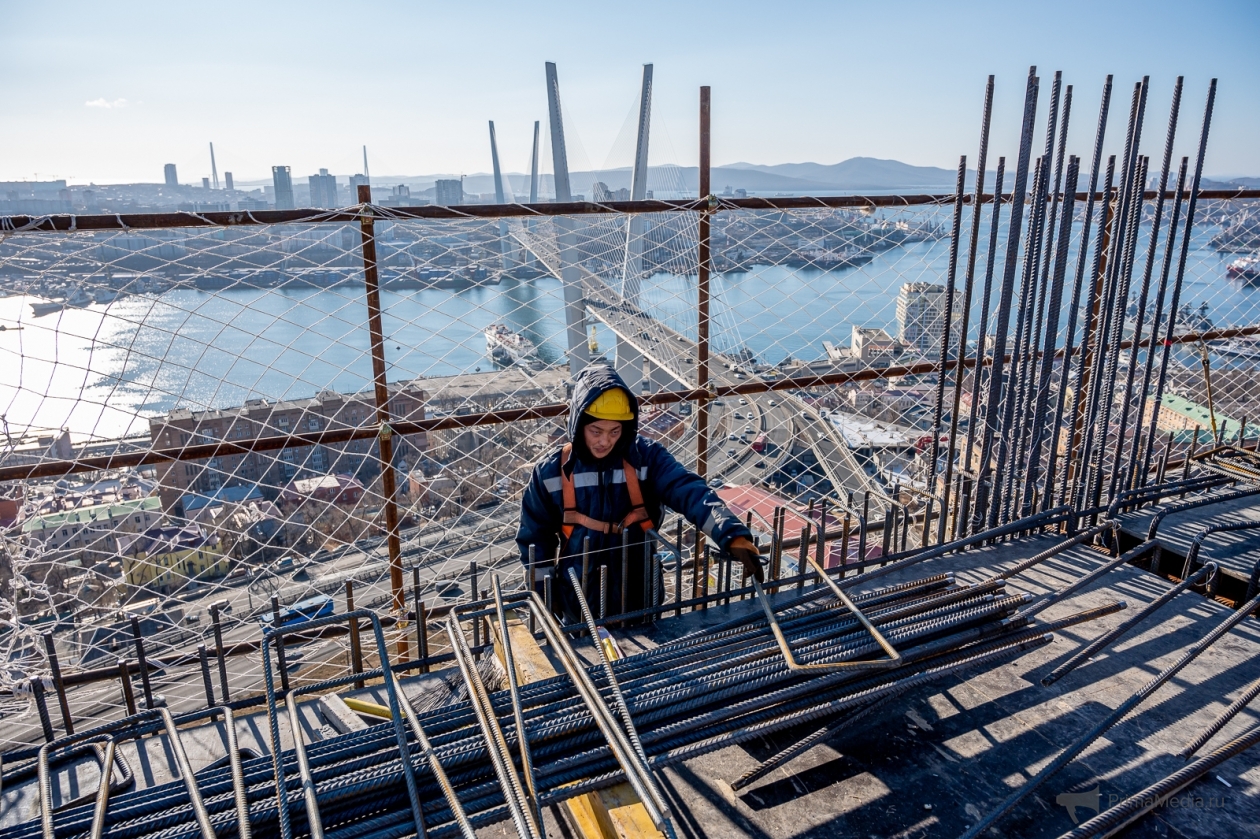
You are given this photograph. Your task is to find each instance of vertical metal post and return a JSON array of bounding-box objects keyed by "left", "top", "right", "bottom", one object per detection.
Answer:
[
  {"left": 620, "top": 529, "right": 629, "bottom": 617},
  {"left": 696, "top": 85, "right": 712, "bottom": 478},
  {"left": 417, "top": 600, "right": 429, "bottom": 673},
  {"left": 356, "top": 184, "right": 406, "bottom": 653},
  {"left": 675, "top": 518, "right": 685, "bottom": 616},
  {"left": 1049, "top": 77, "right": 1113, "bottom": 509},
  {"left": 700, "top": 544, "right": 710, "bottom": 610},
  {"left": 42, "top": 633, "right": 72, "bottom": 735},
  {"left": 210, "top": 603, "right": 230, "bottom": 702},
  {"left": 129, "top": 616, "right": 153, "bottom": 709},
  {"left": 929, "top": 155, "right": 969, "bottom": 542},
  {"left": 198, "top": 644, "right": 215, "bottom": 708},
  {"left": 30, "top": 678, "right": 54, "bottom": 742},
  {"left": 117, "top": 659, "right": 137, "bottom": 716},
  {"left": 797, "top": 524, "right": 810, "bottom": 593},
  {"left": 598, "top": 565, "right": 607, "bottom": 620},
  {"left": 816, "top": 498, "right": 827, "bottom": 572},
  {"left": 649, "top": 546, "right": 660, "bottom": 624},
  {"left": 692, "top": 527, "right": 703, "bottom": 606},
  {"left": 412, "top": 567, "right": 426, "bottom": 670},
  {"left": 271, "top": 595, "right": 289, "bottom": 692},
  {"left": 1066, "top": 167, "right": 1117, "bottom": 505},
  {"left": 470, "top": 561, "right": 482, "bottom": 651},
  {"left": 975, "top": 66, "right": 1040, "bottom": 531},
  {"left": 346, "top": 580, "right": 363, "bottom": 689}
]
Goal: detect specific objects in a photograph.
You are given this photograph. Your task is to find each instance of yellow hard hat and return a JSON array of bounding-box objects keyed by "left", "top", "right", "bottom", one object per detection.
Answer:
[{"left": 585, "top": 388, "right": 634, "bottom": 421}]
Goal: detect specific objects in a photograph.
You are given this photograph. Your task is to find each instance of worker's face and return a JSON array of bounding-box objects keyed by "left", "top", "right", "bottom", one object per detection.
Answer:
[{"left": 583, "top": 419, "right": 623, "bottom": 459}]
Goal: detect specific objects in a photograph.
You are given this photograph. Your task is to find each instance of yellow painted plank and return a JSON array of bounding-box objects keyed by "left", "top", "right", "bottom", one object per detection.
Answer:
[{"left": 490, "top": 609, "right": 664, "bottom": 839}]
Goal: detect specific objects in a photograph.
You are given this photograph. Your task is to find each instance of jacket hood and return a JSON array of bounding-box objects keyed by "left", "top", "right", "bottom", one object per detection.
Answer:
[{"left": 568, "top": 363, "right": 639, "bottom": 444}]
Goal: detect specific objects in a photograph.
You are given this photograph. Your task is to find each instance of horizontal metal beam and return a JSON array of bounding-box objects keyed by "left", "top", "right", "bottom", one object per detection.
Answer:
[
  {"left": 1, "top": 189, "right": 1256, "bottom": 231},
  {"left": 3, "top": 324, "right": 1258, "bottom": 483}
]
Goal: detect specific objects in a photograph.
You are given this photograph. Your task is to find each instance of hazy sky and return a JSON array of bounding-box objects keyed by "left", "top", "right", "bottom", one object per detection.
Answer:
[{"left": 3, "top": 0, "right": 1258, "bottom": 185}]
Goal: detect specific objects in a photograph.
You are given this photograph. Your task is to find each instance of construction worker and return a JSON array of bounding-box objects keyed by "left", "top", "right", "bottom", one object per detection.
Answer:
[{"left": 517, "top": 363, "right": 763, "bottom": 623}]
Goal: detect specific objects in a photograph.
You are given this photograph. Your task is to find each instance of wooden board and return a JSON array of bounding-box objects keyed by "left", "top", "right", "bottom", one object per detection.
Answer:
[{"left": 490, "top": 611, "right": 665, "bottom": 839}]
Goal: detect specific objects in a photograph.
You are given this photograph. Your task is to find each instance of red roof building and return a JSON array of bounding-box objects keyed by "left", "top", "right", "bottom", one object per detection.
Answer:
[{"left": 715, "top": 484, "right": 882, "bottom": 569}]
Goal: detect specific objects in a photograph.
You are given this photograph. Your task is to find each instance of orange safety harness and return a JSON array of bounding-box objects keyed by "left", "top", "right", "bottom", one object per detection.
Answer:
[{"left": 559, "top": 442, "right": 656, "bottom": 540}]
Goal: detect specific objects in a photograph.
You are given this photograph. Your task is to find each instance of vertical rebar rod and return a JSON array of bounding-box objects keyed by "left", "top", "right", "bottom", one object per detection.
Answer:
[
  {"left": 1078, "top": 84, "right": 1142, "bottom": 509},
  {"left": 346, "top": 581, "right": 363, "bottom": 689},
  {"left": 1146, "top": 80, "right": 1218, "bottom": 478},
  {"left": 42, "top": 632, "right": 72, "bottom": 736},
  {"left": 1124, "top": 77, "right": 1184, "bottom": 489},
  {"left": 271, "top": 595, "right": 289, "bottom": 692},
  {"left": 696, "top": 85, "right": 712, "bottom": 478},
  {"left": 599, "top": 565, "right": 607, "bottom": 620},
  {"left": 1019, "top": 79, "right": 1073, "bottom": 513},
  {"left": 129, "top": 616, "right": 154, "bottom": 710},
  {"left": 976, "top": 66, "right": 1040, "bottom": 530},
  {"left": 1066, "top": 158, "right": 1117, "bottom": 508},
  {"left": 928, "top": 155, "right": 969, "bottom": 541},
  {"left": 964, "top": 157, "right": 1006, "bottom": 530},
  {"left": 675, "top": 518, "right": 684, "bottom": 617},
  {"left": 996, "top": 155, "right": 1048, "bottom": 525},
  {"left": 1048, "top": 76, "right": 1113, "bottom": 508},
  {"left": 30, "top": 678, "right": 54, "bottom": 742},
  {"left": 692, "top": 527, "right": 703, "bottom": 605},
  {"left": 198, "top": 644, "right": 215, "bottom": 707},
  {"left": 413, "top": 566, "right": 426, "bottom": 669},
  {"left": 1021, "top": 157, "right": 1081, "bottom": 515},
  {"left": 797, "top": 523, "right": 811, "bottom": 592},
  {"left": 700, "top": 544, "right": 710, "bottom": 610},
  {"left": 1087, "top": 81, "right": 1149, "bottom": 512},
  {"left": 355, "top": 184, "right": 405, "bottom": 627},
  {"left": 210, "top": 603, "right": 230, "bottom": 703},
  {"left": 117, "top": 659, "right": 137, "bottom": 716},
  {"left": 943, "top": 75, "right": 994, "bottom": 537},
  {"left": 1008, "top": 72, "right": 1064, "bottom": 514},
  {"left": 1102, "top": 147, "right": 1153, "bottom": 504},
  {"left": 620, "top": 529, "right": 629, "bottom": 618}
]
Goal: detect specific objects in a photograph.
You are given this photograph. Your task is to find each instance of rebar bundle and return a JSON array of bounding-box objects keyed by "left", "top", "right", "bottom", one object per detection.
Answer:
[{"left": 3, "top": 564, "right": 1124, "bottom": 839}]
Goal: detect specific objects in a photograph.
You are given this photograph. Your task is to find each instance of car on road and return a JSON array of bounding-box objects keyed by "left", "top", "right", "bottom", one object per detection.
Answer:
[
  {"left": 738, "top": 398, "right": 747, "bottom": 406},
  {"left": 728, "top": 433, "right": 739, "bottom": 441},
  {"left": 708, "top": 477, "right": 724, "bottom": 489},
  {"left": 258, "top": 594, "right": 335, "bottom": 628},
  {"left": 754, "top": 460, "right": 767, "bottom": 469},
  {"left": 726, "top": 448, "right": 736, "bottom": 458},
  {"left": 768, "top": 399, "right": 777, "bottom": 407}
]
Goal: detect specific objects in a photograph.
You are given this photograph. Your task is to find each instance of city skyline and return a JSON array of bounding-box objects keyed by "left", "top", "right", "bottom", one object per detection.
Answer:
[{"left": 1, "top": 0, "right": 1258, "bottom": 187}]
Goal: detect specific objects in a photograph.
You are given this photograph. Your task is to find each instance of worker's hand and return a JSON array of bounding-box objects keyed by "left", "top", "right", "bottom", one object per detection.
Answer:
[{"left": 728, "top": 536, "right": 765, "bottom": 583}]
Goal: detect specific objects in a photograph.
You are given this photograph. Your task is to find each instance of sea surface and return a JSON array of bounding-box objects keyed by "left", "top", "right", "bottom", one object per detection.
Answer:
[{"left": 1, "top": 216, "right": 1255, "bottom": 442}]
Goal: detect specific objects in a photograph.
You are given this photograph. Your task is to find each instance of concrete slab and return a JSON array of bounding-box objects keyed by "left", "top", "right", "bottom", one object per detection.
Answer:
[
  {"left": 1118, "top": 488, "right": 1260, "bottom": 592},
  {"left": 616, "top": 536, "right": 1260, "bottom": 838}
]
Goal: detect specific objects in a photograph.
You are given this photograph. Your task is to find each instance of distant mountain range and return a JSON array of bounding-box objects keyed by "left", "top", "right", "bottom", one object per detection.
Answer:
[
  {"left": 343, "top": 157, "right": 979, "bottom": 199},
  {"left": 231, "top": 157, "right": 1258, "bottom": 199}
]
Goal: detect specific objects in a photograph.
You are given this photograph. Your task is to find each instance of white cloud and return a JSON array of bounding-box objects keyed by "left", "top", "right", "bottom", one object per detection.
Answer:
[{"left": 85, "top": 98, "right": 129, "bottom": 109}]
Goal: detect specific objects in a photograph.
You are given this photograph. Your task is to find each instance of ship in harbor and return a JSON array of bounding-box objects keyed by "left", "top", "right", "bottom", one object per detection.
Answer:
[
  {"left": 485, "top": 323, "right": 541, "bottom": 367},
  {"left": 1227, "top": 255, "right": 1260, "bottom": 282}
]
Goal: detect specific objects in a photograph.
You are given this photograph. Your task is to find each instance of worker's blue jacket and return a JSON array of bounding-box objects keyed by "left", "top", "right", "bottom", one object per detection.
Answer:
[{"left": 516, "top": 364, "right": 751, "bottom": 589}]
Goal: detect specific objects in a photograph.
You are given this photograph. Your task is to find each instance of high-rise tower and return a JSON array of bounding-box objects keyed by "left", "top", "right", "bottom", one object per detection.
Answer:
[{"left": 271, "top": 166, "right": 294, "bottom": 210}]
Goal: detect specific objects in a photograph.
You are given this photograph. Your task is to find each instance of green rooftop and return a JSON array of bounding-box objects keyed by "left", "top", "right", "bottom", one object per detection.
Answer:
[{"left": 23, "top": 496, "right": 161, "bottom": 532}]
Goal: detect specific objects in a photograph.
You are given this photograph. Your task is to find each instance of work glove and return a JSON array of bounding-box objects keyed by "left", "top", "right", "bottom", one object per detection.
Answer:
[{"left": 728, "top": 536, "right": 765, "bottom": 583}]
